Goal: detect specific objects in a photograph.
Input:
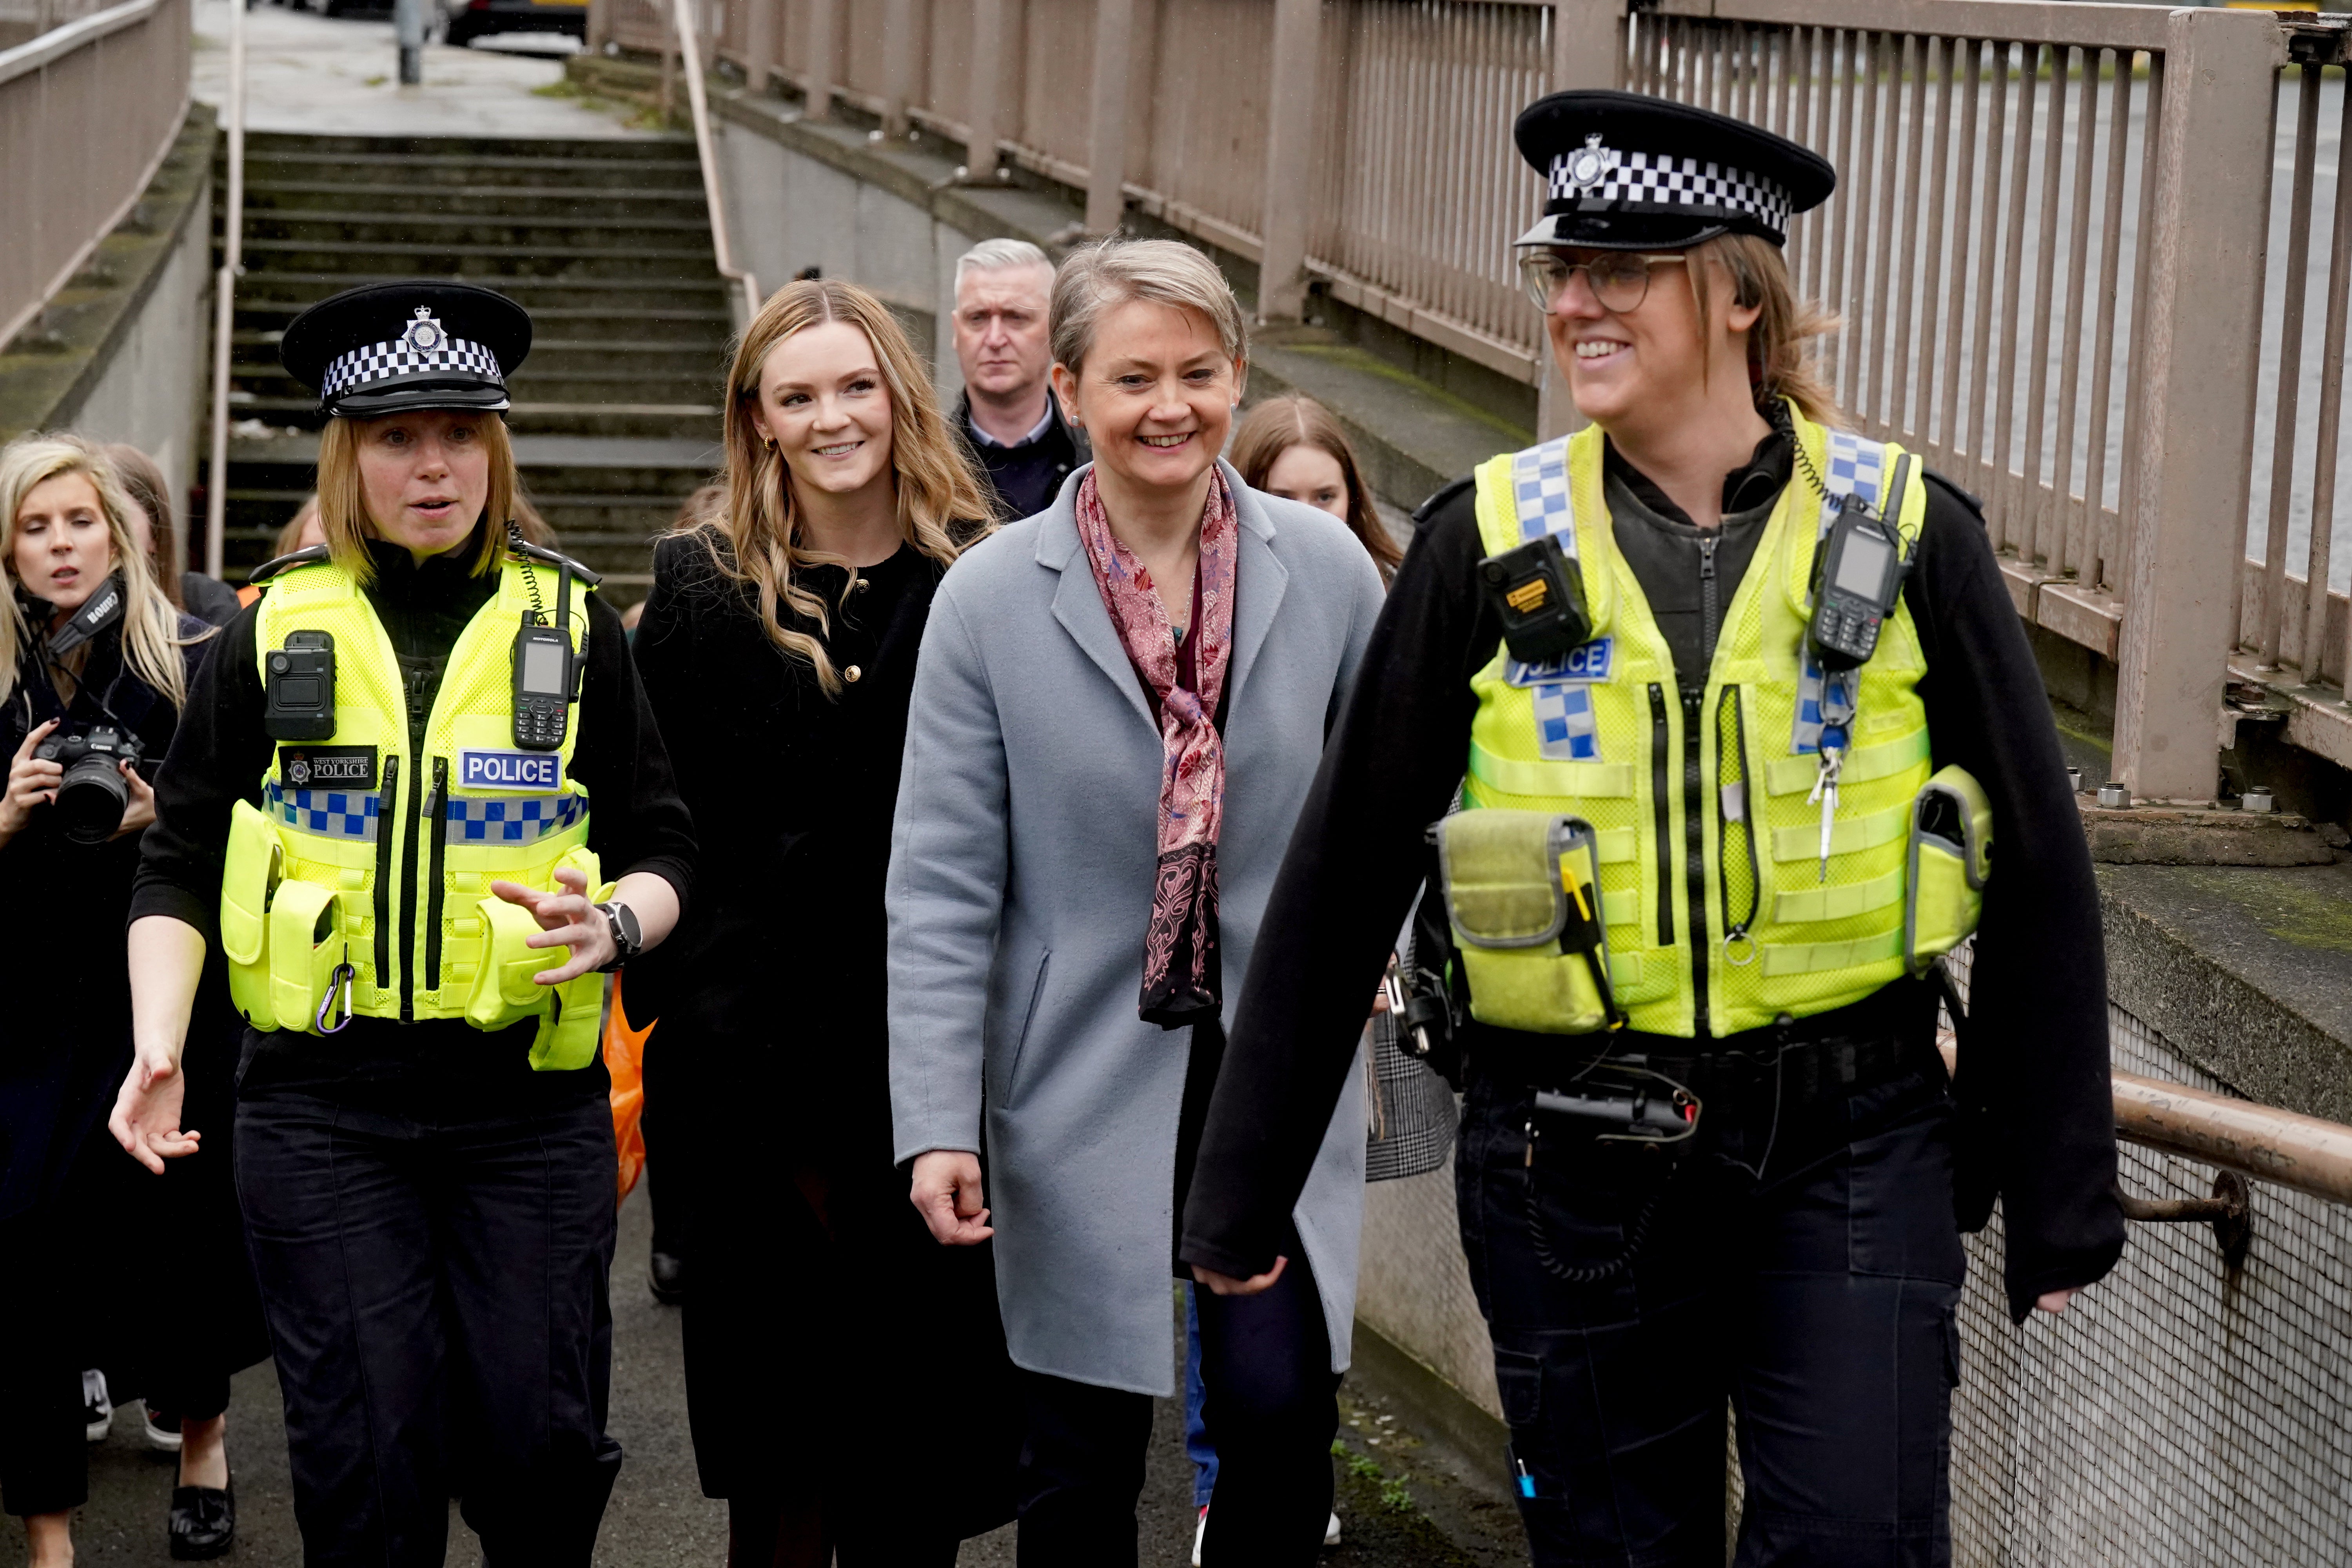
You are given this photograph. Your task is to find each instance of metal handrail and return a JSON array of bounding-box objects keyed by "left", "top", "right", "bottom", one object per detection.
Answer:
[
  {"left": 0, "top": 0, "right": 165, "bottom": 84},
  {"left": 667, "top": 0, "right": 759, "bottom": 328},
  {"left": 1938, "top": 1042, "right": 2352, "bottom": 1207},
  {"left": 201, "top": 0, "right": 247, "bottom": 580}
]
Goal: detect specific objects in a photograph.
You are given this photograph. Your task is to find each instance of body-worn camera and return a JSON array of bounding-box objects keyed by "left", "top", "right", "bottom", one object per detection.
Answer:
[
  {"left": 265, "top": 630, "right": 337, "bottom": 741},
  {"left": 35, "top": 725, "right": 143, "bottom": 844},
  {"left": 1479, "top": 535, "right": 1593, "bottom": 664}
]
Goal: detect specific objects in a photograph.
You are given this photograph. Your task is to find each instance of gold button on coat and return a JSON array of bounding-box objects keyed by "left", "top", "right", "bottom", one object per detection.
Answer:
[{"left": 844, "top": 665, "right": 862, "bottom": 683}]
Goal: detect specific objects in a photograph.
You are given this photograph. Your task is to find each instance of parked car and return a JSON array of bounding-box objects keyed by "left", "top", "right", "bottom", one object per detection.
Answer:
[{"left": 442, "top": 0, "right": 584, "bottom": 46}]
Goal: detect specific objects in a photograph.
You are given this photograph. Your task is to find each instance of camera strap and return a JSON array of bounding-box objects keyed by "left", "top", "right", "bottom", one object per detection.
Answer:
[{"left": 42, "top": 571, "right": 126, "bottom": 661}]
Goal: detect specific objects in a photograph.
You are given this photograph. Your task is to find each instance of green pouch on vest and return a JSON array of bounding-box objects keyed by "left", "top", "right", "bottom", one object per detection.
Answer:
[
  {"left": 1437, "top": 810, "right": 1619, "bottom": 1035},
  {"left": 266, "top": 881, "right": 344, "bottom": 1034},
  {"left": 527, "top": 848, "right": 612, "bottom": 1073},
  {"left": 1904, "top": 764, "right": 1993, "bottom": 973},
  {"left": 220, "top": 800, "right": 281, "bottom": 1030}
]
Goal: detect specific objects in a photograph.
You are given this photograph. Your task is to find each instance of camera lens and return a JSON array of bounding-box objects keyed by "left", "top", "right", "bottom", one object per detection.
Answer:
[
  {"left": 54, "top": 751, "right": 128, "bottom": 845},
  {"left": 270, "top": 653, "right": 290, "bottom": 674}
]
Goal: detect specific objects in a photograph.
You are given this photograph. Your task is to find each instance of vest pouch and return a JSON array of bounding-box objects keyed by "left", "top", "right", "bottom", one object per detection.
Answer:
[
  {"left": 467, "top": 893, "right": 557, "bottom": 1031},
  {"left": 1438, "top": 810, "right": 1616, "bottom": 1035},
  {"left": 265, "top": 881, "right": 344, "bottom": 1034},
  {"left": 220, "top": 800, "right": 281, "bottom": 1030},
  {"left": 527, "top": 970, "right": 605, "bottom": 1072},
  {"left": 1904, "top": 765, "right": 1994, "bottom": 973}
]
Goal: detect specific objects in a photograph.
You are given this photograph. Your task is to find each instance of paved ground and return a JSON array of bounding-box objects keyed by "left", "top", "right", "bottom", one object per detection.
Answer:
[
  {"left": 2, "top": 1182, "right": 1526, "bottom": 1566},
  {"left": 192, "top": 0, "right": 644, "bottom": 138}
]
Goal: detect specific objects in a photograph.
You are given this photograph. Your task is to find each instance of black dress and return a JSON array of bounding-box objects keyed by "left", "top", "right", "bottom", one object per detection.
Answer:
[
  {"left": 0, "top": 611, "right": 264, "bottom": 1519},
  {"left": 630, "top": 530, "right": 1019, "bottom": 1540}
]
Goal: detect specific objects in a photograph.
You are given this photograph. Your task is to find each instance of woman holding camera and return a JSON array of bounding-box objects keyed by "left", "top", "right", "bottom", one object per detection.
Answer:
[
  {"left": 108, "top": 281, "right": 696, "bottom": 1568},
  {"left": 630, "top": 276, "right": 1018, "bottom": 1566},
  {"left": 0, "top": 433, "right": 216, "bottom": 1566}
]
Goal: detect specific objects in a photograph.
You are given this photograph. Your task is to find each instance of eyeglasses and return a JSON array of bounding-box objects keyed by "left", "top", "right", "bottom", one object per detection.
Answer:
[{"left": 1518, "top": 251, "right": 1690, "bottom": 315}]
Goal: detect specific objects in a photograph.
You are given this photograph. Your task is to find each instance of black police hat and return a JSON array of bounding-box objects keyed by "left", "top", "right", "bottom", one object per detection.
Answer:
[
  {"left": 279, "top": 281, "right": 532, "bottom": 419},
  {"left": 1513, "top": 89, "right": 1835, "bottom": 251}
]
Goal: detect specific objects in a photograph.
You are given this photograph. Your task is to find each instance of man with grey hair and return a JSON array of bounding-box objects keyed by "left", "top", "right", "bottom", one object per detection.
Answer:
[{"left": 951, "top": 237, "right": 1089, "bottom": 520}]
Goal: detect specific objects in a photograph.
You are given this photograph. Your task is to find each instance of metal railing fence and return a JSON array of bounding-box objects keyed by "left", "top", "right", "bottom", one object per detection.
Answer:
[
  {"left": 0, "top": 0, "right": 191, "bottom": 356},
  {"left": 591, "top": 0, "right": 2350, "bottom": 805}
]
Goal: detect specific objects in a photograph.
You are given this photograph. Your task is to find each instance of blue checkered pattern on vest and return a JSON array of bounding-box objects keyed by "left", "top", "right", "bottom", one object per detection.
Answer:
[
  {"left": 1534, "top": 682, "right": 1602, "bottom": 762},
  {"left": 445, "top": 792, "right": 585, "bottom": 843},
  {"left": 267, "top": 782, "right": 380, "bottom": 841},
  {"left": 1512, "top": 437, "right": 1575, "bottom": 546},
  {"left": 1791, "top": 430, "right": 1891, "bottom": 755}
]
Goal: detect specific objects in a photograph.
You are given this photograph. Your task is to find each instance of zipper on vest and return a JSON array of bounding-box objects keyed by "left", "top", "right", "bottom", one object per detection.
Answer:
[
  {"left": 397, "top": 755, "right": 425, "bottom": 1023},
  {"left": 1682, "top": 686, "right": 1710, "bottom": 1039},
  {"left": 424, "top": 756, "right": 449, "bottom": 993},
  {"left": 373, "top": 754, "right": 399, "bottom": 1002},
  {"left": 1715, "top": 685, "right": 1761, "bottom": 947},
  {"left": 1648, "top": 684, "right": 1673, "bottom": 946},
  {"left": 1698, "top": 534, "right": 1722, "bottom": 670}
]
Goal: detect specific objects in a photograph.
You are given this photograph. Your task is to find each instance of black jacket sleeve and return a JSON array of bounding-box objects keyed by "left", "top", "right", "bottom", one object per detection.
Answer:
[
  {"left": 1180, "top": 474, "right": 2125, "bottom": 1320},
  {"left": 573, "top": 592, "right": 696, "bottom": 912},
  {"left": 132, "top": 592, "right": 698, "bottom": 937},
  {"left": 1179, "top": 484, "right": 1491, "bottom": 1281},
  {"left": 1906, "top": 476, "right": 2124, "bottom": 1319}
]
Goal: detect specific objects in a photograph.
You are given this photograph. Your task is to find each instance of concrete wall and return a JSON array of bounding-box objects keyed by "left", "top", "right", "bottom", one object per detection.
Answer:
[
  {"left": 50, "top": 187, "right": 210, "bottom": 517},
  {"left": 716, "top": 117, "right": 978, "bottom": 406}
]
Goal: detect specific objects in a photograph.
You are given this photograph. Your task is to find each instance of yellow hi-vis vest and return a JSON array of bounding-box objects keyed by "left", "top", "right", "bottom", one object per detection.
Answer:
[
  {"left": 216, "top": 552, "right": 608, "bottom": 1069},
  {"left": 1461, "top": 405, "right": 1953, "bottom": 1039}
]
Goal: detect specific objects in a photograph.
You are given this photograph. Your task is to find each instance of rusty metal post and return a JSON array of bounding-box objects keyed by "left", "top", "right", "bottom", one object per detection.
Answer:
[
  {"left": 1256, "top": 0, "right": 1321, "bottom": 324},
  {"left": 1085, "top": 0, "right": 1135, "bottom": 234},
  {"left": 883, "top": 0, "right": 916, "bottom": 137},
  {"left": 1536, "top": 0, "right": 1623, "bottom": 441},
  {"left": 806, "top": 0, "right": 837, "bottom": 121},
  {"left": 2111, "top": 9, "right": 2283, "bottom": 805},
  {"left": 967, "top": 0, "right": 1007, "bottom": 181},
  {"left": 745, "top": 0, "right": 775, "bottom": 93}
]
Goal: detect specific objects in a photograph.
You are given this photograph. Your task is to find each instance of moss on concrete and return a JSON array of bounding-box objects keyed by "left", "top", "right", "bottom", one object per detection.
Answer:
[{"left": 0, "top": 103, "right": 216, "bottom": 443}]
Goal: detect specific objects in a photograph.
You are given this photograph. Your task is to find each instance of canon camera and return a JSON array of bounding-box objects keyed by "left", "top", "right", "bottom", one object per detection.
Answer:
[{"left": 34, "top": 724, "right": 143, "bottom": 844}]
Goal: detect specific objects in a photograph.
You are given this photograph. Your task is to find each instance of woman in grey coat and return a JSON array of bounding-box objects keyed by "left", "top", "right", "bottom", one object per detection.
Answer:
[{"left": 887, "top": 239, "right": 1383, "bottom": 1566}]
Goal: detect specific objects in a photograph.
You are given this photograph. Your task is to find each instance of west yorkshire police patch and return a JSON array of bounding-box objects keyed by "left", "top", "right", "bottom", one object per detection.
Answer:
[
  {"left": 279, "top": 746, "right": 377, "bottom": 790},
  {"left": 458, "top": 749, "right": 563, "bottom": 792},
  {"left": 1508, "top": 634, "right": 1614, "bottom": 688}
]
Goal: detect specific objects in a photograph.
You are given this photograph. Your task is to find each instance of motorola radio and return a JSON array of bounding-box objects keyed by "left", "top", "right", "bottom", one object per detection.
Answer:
[{"left": 1806, "top": 476, "right": 1910, "bottom": 671}]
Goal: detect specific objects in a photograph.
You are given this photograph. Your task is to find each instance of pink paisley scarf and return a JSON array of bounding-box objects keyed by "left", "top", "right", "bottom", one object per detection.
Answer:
[{"left": 1074, "top": 467, "right": 1239, "bottom": 1027}]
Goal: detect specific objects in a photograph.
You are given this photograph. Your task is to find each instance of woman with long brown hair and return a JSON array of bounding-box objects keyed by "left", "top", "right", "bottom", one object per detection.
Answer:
[
  {"left": 630, "top": 277, "right": 1017, "bottom": 1566},
  {"left": 1229, "top": 395, "right": 1401, "bottom": 583}
]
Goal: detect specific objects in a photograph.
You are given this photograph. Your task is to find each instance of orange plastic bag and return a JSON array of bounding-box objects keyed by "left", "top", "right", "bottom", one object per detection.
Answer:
[{"left": 606, "top": 973, "right": 656, "bottom": 1204}]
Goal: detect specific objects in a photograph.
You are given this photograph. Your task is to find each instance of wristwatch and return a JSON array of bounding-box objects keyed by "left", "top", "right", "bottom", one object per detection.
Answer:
[{"left": 593, "top": 900, "right": 642, "bottom": 973}]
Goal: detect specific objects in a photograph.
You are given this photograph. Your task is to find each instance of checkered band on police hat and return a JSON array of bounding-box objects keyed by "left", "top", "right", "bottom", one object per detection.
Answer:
[
  {"left": 319, "top": 308, "right": 506, "bottom": 403},
  {"left": 1549, "top": 144, "right": 1793, "bottom": 241}
]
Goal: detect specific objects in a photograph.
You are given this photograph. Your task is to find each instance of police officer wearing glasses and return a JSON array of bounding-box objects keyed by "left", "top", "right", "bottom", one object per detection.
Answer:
[{"left": 1180, "top": 92, "right": 2123, "bottom": 1566}]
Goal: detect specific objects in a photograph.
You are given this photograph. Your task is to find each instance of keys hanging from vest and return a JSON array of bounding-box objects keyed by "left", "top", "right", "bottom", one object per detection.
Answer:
[{"left": 1808, "top": 743, "right": 1844, "bottom": 884}]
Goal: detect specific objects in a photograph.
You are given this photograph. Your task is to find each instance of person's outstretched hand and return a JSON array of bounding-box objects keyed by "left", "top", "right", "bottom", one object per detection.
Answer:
[
  {"left": 910, "top": 1151, "right": 993, "bottom": 1245},
  {"left": 110, "top": 1041, "right": 198, "bottom": 1174},
  {"left": 488, "top": 864, "right": 612, "bottom": 985}
]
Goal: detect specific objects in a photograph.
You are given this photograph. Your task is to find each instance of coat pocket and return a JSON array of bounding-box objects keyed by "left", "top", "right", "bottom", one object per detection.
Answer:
[
  {"left": 991, "top": 948, "right": 1051, "bottom": 1108},
  {"left": 220, "top": 800, "right": 280, "bottom": 1029}
]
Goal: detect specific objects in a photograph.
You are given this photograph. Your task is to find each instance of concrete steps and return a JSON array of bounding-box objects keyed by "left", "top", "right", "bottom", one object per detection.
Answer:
[{"left": 207, "top": 131, "right": 728, "bottom": 591}]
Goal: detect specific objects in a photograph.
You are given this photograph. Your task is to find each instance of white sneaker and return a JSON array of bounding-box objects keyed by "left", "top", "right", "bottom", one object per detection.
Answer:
[
  {"left": 142, "top": 1401, "right": 184, "bottom": 1452},
  {"left": 1325, "top": 1510, "right": 1342, "bottom": 1547},
  {"left": 1192, "top": 1504, "right": 1208, "bottom": 1566},
  {"left": 82, "top": 1369, "right": 111, "bottom": 1442}
]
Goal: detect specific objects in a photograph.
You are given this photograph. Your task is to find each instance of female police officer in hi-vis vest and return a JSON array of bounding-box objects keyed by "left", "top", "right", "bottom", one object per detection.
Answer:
[
  {"left": 1180, "top": 93, "right": 2124, "bottom": 1566},
  {"left": 108, "top": 281, "right": 696, "bottom": 1566}
]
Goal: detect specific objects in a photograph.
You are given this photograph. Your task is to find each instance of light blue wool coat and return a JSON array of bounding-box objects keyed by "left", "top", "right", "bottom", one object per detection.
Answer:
[{"left": 887, "top": 460, "right": 1384, "bottom": 1395}]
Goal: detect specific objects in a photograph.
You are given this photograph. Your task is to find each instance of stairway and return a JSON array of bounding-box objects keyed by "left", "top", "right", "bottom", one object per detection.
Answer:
[{"left": 209, "top": 131, "right": 731, "bottom": 598}]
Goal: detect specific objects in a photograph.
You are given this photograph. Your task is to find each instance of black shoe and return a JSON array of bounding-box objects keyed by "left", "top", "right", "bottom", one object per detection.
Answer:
[
  {"left": 648, "top": 1249, "right": 686, "bottom": 1305},
  {"left": 169, "top": 1483, "right": 235, "bottom": 1560}
]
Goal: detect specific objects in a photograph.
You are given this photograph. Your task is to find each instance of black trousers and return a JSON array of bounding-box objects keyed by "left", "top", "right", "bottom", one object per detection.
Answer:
[
  {"left": 236, "top": 1082, "right": 623, "bottom": 1567},
  {"left": 0, "top": 1204, "right": 87, "bottom": 1518},
  {"left": 1015, "top": 1229, "right": 1339, "bottom": 1568},
  {"left": 1456, "top": 1047, "right": 1964, "bottom": 1568}
]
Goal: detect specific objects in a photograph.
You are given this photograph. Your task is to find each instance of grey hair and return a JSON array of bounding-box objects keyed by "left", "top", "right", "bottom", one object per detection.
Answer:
[
  {"left": 953, "top": 237, "right": 1053, "bottom": 295},
  {"left": 1049, "top": 238, "right": 1249, "bottom": 377}
]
